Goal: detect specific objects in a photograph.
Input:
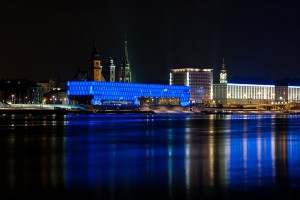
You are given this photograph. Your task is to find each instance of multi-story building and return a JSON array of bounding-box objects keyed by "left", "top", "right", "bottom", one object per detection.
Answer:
[
  {"left": 214, "top": 83, "right": 275, "bottom": 105},
  {"left": 37, "top": 79, "right": 56, "bottom": 93},
  {"left": 170, "top": 68, "right": 213, "bottom": 104}
]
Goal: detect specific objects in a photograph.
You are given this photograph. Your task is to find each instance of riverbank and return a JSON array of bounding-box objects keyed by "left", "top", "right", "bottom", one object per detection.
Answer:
[
  {"left": 0, "top": 108, "right": 90, "bottom": 115},
  {"left": 197, "top": 108, "right": 300, "bottom": 115},
  {"left": 0, "top": 108, "right": 156, "bottom": 115},
  {"left": 1, "top": 105, "right": 300, "bottom": 115}
]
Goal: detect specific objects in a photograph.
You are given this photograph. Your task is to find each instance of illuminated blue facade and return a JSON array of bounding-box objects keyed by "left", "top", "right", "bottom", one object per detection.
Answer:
[{"left": 67, "top": 81, "right": 190, "bottom": 106}]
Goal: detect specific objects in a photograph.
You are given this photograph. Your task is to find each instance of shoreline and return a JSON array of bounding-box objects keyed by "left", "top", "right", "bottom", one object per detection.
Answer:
[
  {"left": 0, "top": 108, "right": 156, "bottom": 115},
  {"left": 0, "top": 108, "right": 299, "bottom": 115}
]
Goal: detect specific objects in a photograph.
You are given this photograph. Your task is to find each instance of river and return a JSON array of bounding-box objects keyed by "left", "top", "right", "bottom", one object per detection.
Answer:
[{"left": 0, "top": 113, "right": 299, "bottom": 199}]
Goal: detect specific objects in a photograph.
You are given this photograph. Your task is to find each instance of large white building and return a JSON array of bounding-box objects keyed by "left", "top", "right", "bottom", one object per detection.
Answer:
[
  {"left": 213, "top": 60, "right": 300, "bottom": 106},
  {"left": 214, "top": 83, "right": 275, "bottom": 105},
  {"left": 170, "top": 68, "right": 213, "bottom": 103}
]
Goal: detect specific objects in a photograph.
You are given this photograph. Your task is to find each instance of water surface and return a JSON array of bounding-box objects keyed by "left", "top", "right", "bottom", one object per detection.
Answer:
[{"left": 0, "top": 114, "right": 300, "bottom": 199}]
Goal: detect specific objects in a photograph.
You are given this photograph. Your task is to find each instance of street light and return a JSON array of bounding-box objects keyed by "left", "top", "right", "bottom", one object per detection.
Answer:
[{"left": 11, "top": 94, "right": 15, "bottom": 104}]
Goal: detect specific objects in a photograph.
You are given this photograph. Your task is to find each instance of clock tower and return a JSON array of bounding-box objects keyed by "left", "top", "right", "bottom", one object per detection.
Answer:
[{"left": 88, "top": 43, "right": 102, "bottom": 81}]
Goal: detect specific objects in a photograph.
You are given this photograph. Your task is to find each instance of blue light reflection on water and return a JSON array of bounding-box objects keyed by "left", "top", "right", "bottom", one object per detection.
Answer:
[
  {"left": 1, "top": 114, "right": 300, "bottom": 199},
  {"left": 63, "top": 114, "right": 300, "bottom": 198},
  {"left": 227, "top": 115, "right": 275, "bottom": 190},
  {"left": 64, "top": 114, "right": 189, "bottom": 198}
]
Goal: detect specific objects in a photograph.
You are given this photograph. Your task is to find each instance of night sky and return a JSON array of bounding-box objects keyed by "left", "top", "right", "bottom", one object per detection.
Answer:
[{"left": 1, "top": 0, "right": 300, "bottom": 84}]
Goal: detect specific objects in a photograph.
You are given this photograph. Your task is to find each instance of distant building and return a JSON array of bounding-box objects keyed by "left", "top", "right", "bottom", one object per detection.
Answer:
[
  {"left": 37, "top": 79, "right": 56, "bottom": 93},
  {"left": 170, "top": 68, "right": 213, "bottom": 104},
  {"left": 72, "top": 68, "right": 88, "bottom": 81},
  {"left": 27, "top": 86, "right": 43, "bottom": 104},
  {"left": 42, "top": 88, "right": 67, "bottom": 105},
  {"left": 0, "top": 79, "right": 42, "bottom": 104},
  {"left": 119, "top": 35, "right": 132, "bottom": 83}
]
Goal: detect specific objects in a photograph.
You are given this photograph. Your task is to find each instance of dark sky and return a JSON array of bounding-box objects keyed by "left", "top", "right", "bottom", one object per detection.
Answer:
[{"left": 1, "top": 0, "right": 300, "bottom": 84}]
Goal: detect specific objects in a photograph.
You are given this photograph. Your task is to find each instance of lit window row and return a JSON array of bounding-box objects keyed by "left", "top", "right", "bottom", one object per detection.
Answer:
[{"left": 68, "top": 81, "right": 187, "bottom": 90}]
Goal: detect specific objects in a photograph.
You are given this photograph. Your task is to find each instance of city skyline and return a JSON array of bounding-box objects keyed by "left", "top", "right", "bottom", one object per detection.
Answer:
[{"left": 1, "top": 0, "right": 300, "bottom": 84}]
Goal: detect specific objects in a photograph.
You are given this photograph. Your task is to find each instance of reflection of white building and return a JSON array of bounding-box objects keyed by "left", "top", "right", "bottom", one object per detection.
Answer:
[{"left": 170, "top": 68, "right": 213, "bottom": 103}]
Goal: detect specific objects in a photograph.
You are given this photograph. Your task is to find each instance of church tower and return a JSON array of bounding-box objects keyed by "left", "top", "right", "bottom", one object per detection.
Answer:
[
  {"left": 88, "top": 43, "right": 102, "bottom": 81},
  {"left": 108, "top": 57, "right": 116, "bottom": 82},
  {"left": 220, "top": 58, "right": 227, "bottom": 84},
  {"left": 119, "top": 34, "right": 132, "bottom": 83}
]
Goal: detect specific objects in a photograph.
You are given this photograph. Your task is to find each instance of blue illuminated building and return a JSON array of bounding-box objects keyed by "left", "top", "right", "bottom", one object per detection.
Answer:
[{"left": 67, "top": 81, "right": 190, "bottom": 106}]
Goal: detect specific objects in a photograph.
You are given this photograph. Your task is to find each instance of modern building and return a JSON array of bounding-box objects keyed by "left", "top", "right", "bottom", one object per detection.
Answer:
[
  {"left": 119, "top": 35, "right": 132, "bottom": 83},
  {"left": 170, "top": 68, "right": 213, "bottom": 104},
  {"left": 67, "top": 81, "right": 190, "bottom": 106}
]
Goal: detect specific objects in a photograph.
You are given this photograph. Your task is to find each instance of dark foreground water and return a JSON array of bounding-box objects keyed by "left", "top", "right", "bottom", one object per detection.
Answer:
[{"left": 0, "top": 114, "right": 300, "bottom": 200}]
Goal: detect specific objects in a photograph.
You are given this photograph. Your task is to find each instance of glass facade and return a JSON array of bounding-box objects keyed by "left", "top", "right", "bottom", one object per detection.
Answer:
[{"left": 67, "top": 81, "right": 190, "bottom": 106}]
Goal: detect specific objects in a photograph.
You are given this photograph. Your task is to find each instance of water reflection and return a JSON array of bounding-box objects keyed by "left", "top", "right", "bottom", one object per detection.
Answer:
[
  {"left": 0, "top": 114, "right": 300, "bottom": 199},
  {"left": 0, "top": 115, "right": 66, "bottom": 194}
]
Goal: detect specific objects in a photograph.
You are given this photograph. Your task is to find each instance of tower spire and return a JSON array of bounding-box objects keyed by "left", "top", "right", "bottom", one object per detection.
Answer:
[
  {"left": 123, "top": 32, "right": 129, "bottom": 64},
  {"left": 219, "top": 58, "right": 227, "bottom": 84},
  {"left": 119, "top": 32, "right": 132, "bottom": 83},
  {"left": 90, "top": 41, "right": 100, "bottom": 61},
  {"left": 222, "top": 58, "right": 225, "bottom": 69}
]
